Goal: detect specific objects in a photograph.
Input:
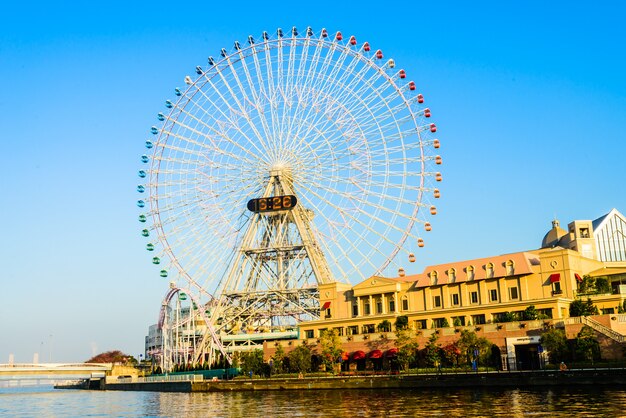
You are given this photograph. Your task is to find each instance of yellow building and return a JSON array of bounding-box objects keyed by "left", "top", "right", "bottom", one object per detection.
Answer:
[{"left": 275, "top": 208, "right": 626, "bottom": 369}]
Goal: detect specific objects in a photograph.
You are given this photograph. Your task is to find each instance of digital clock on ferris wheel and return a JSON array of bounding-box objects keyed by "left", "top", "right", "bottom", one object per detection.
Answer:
[{"left": 247, "top": 195, "right": 298, "bottom": 213}]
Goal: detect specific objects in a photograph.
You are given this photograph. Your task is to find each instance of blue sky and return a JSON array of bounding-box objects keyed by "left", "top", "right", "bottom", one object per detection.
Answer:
[{"left": 1, "top": 1, "right": 625, "bottom": 362}]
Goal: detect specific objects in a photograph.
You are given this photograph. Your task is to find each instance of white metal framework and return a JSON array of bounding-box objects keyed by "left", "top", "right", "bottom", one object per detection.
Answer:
[{"left": 137, "top": 26, "right": 442, "bottom": 364}]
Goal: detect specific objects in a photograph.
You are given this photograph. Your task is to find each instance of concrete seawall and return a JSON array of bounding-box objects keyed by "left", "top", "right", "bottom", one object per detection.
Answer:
[{"left": 102, "top": 369, "right": 626, "bottom": 393}]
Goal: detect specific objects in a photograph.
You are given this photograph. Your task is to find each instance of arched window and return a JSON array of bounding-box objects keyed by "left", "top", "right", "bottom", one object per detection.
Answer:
[
  {"left": 506, "top": 260, "right": 515, "bottom": 276},
  {"left": 448, "top": 268, "right": 457, "bottom": 282},
  {"left": 430, "top": 270, "right": 438, "bottom": 286},
  {"left": 466, "top": 265, "right": 475, "bottom": 281},
  {"left": 486, "top": 263, "right": 494, "bottom": 279}
]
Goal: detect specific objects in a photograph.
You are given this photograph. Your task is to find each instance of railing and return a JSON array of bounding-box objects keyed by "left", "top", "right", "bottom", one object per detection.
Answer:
[
  {"left": 132, "top": 373, "right": 203, "bottom": 383},
  {"left": 581, "top": 316, "right": 626, "bottom": 343}
]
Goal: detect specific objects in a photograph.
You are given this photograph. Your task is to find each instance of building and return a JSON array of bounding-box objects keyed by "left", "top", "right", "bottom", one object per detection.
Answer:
[{"left": 265, "top": 208, "right": 626, "bottom": 370}]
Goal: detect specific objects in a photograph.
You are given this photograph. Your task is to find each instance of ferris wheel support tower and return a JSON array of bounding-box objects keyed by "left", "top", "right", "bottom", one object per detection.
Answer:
[{"left": 212, "top": 166, "right": 333, "bottom": 336}]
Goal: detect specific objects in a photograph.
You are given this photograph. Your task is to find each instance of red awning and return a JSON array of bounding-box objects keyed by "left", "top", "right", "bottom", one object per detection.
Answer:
[
  {"left": 385, "top": 348, "right": 399, "bottom": 358},
  {"left": 575, "top": 273, "right": 583, "bottom": 282},
  {"left": 341, "top": 351, "right": 350, "bottom": 361},
  {"left": 321, "top": 301, "right": 331, "bottom": 310},
  {"left": 369, "top": 349, "right": 383, "bottom": 359},
  {"left": 549, "top": 273, "right": 561, "bottom": 283},
  {"left": 352, "top": 350, "right": 366, "bottom": 361}
]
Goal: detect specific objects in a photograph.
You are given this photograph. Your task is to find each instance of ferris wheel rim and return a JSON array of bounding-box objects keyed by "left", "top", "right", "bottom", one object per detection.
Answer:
[{"left": 139, "top": 26, "right": 441, "bottom": 297}]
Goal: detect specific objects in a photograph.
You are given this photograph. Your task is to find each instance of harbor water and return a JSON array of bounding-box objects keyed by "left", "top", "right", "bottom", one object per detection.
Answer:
[{"left": 2, "top": 385, "right": 626, "bottom": 417}]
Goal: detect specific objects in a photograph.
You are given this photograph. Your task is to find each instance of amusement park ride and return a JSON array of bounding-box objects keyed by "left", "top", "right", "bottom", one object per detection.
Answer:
[{"left": 137, "top": 27, "right": 442, "bottom": 371}]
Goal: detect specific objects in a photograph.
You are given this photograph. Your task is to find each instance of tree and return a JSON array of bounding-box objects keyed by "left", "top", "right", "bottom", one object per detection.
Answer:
[
  {"left": 424, "top": 333, "right": 441, "bottom": 367},
  {"left": 595, "top": 277, "right": 611, "bottom": 295},
  {"left": 456, "top": 330, "right": 491, "bottom": 366},
  {"left": 288, "top": 344, "right": 312, "bottom": 374},
  {"left": 395, "top": 328, "right": 419, "bottom": 370},
  {"left": 523, "top": 305, "right": 538, "bottom": 321},
  {"left": 395, "top": 315, "right": 409, "bottom": 330},
  {"left": 86, "top": 350, "right": 134, "bottom": 364},
  {"left": 575, "top": 326, "right": 600, "bottom": 364},
  {"left": 441, "top": 342, "right": 462, "bottom": 366},
  {"left": 540, "top": 328, "right": 568, "bottom": 364},
  {"left": 239, "top": 349, "right": 265, "bottom": 377},
  {"left": 495, "top": 312, "right": 516, "bottom": 323},
  {"left": 377, "top": 320, "right": 392, "bottom": 333},
  {"left": 319, "top": 329, "right": 343, "bottom": 373},
  {"left": 577, "top": 275, "right": 594, "bottom": 294},
  {"left": 271, "top": 344, "right": 286, "bottom": 374},
  {"left": 569, "top": 298, "right": 599, "bottom": 317}
]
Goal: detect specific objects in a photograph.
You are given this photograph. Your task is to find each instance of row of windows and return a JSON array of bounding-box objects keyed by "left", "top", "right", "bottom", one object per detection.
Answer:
[
  {"left": 353, "top": 299, "right": 409, "bottom": 316},
  {"left": 306, "top": 308, "right": 554, "bottom": 338},
  {"left": 428, "top": 260, "right": 516, "bottom": 283},
  {"left": 432, "top": 288, "right": 519, "bottom": 308}
]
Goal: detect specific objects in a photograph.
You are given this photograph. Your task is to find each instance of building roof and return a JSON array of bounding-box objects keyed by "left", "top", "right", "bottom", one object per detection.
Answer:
[
  {"left": 388, "top": 251, "right": 538, "bottom": 289},
  {"left": 593, "top": 208, "right": 625, "bottom": 231},
  {"left": 541, "top": 219, "right": 569, "bottom": 248}
]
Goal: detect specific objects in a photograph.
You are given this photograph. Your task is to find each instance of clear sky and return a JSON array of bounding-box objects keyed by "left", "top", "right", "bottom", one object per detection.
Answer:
[{"left": 1, "top": 1, "right": 625, "bottom": 363}]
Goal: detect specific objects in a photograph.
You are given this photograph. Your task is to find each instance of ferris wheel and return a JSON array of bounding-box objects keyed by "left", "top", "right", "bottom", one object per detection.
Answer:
[{"left": 137, "top": 26, "right": 442, "bottom": 304}]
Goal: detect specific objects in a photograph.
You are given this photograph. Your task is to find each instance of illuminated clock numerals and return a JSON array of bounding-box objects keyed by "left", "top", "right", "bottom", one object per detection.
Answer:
[{"left": 247, "top": 195, "right": 298, "bottom": 213}]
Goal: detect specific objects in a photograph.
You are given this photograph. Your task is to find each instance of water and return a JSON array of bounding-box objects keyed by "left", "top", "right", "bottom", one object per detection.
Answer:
[{"left": 2, "top": 384, "right": 626, "bottom": 417}]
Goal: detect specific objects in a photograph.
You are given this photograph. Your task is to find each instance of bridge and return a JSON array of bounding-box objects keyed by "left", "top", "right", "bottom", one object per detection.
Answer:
[{"left": 0, "top": 363, "right": 112, "bottom": 381}]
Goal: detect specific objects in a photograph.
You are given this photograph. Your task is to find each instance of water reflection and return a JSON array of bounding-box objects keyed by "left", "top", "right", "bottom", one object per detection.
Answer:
[
  {"left": 2, "top": 386, "right": 626, "bottom": 417},
  {"left": 143, "top": 388, "right": 626, "bottom": 417}
]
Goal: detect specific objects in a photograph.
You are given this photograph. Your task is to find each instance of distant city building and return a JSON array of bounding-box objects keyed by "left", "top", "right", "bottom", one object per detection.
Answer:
[{"left": 144, "top": 324, "right": 162, "bottom": 361}]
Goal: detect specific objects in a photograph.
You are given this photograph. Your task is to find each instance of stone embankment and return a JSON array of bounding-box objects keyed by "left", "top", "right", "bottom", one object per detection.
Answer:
[{"left": 102, "top": 369, "right": 626, "bottom": 393}]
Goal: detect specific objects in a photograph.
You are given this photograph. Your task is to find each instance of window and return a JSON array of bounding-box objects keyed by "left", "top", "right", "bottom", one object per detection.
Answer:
[
  {"left": 451, "top": 294, "right": 460, "bottom": 306},
  {"left": 433, "top": 295, "right": 442, "bottom": 308},
  {"left": 376, "top": 300, "right": 383, "bottom": 314},
  {"left": 364, "top": 302, "right": 371, "bottom": 315},
  {"left": 318, "top": 328, "right": 327, "bottom": 337},
  {"left": 602, "top": 307, "right": 615, "bottom": 315},
  {"left": 486, "top": 263, "right": 494, "bottom": 279},
  {"left": 467, "top": 266, "right": 475, "bottom": 281},
  {"left": 506, "top": 260, "right": 515, "bottom": 276},
  {"left": 448, "top": 268, "right": 457, "bottom": 282},
  {"left": 433, "top": 318, "right": 447, "bottom": 328},
  {"left": 402, "top": 298, "right": 409, "bottom": 311},
  {"left": 325, "top": 308, "right": 332, "bottom": 318},
  {"left": 509, "top": 287, "right": 519, "bottom": 300},
  {"left": 305, "top": 330, "right": 314, "bottom": 339},
  {"left": 470, "top": 291, "right": 479, "bottom": 304},
  {"left": 414, "top": 319, "right": 427, "bottom": 330},
  {"left": 333, "top": 327, "right": 344, "bottom": 336},
  {"left": 362, "top": 324, "right": 375, "bottom": 334},
  {"left": 347, "top": 326, "right": 359, "bottom": 335},
  {"left": 352, "top": 304, "right": 359, "bottom": 316},
  {"left": 472, "top": 314, "right": 486, "bottom": 325},
  {"left": 538, "top": 308, "right": 553, "bottom": 319},
  {"left": 489, "top": 289, "right": 498, "bottom": 302},
  {"left": 580, "top": 227, "right": 590, "bottom": 238},
  {"left": 452, "top": 316, "right": 465, "bottom": 326},
  {"left": 389, "top": 300, "right": 396, "bottom": 313},
  {"left": 552, "top": 281, "right": 562, "bottom": 295}
]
